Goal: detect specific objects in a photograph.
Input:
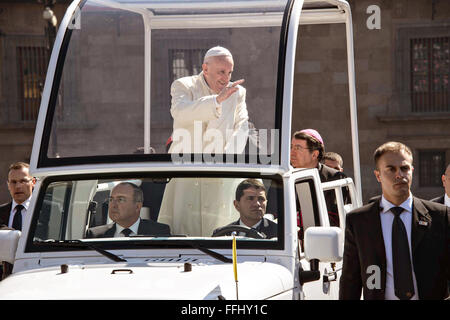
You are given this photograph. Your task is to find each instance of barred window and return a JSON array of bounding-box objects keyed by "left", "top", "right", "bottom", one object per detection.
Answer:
[
  {"left": 16, "top": 46, "right": 49, "bottom": 121},
  {"left": 418, "top": 150, "right": 446, "bottom": 187},
  {"left": 411, "top": 37, "right": 449, "bottom": 113},
  {"left": 169, "top": 48, "right": 207, "bottom": 84}
]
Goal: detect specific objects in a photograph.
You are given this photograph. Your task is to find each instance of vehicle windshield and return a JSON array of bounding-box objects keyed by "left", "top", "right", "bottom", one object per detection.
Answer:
[
  {"left": 27, "top": 173, "right": 283, "bottom": 250},
  {"left": 40, "top": 0, "right": 287, "bottom": 166}
]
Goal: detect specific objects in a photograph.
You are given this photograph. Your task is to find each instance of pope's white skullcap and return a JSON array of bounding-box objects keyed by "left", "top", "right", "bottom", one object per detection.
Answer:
[{"left": 204, "top": 46, "right": 233, "bottom": 60}]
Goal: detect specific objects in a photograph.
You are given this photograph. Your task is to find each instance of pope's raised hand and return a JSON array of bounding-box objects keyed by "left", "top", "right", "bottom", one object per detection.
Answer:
[{"left": 216, "top": 79, "right": 245, "bottom": 104}]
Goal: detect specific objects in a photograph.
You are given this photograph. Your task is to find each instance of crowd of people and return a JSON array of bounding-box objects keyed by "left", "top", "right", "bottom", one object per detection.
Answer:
[{"left": 0, "top": 46, "right": 448, "bottom": 299}]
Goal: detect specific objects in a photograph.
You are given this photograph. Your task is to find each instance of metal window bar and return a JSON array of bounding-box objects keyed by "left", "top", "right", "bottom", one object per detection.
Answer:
[
  {"left": 169, "top": 48, "right": 207, "bottom": 84},
  {"left": 418, "top": 150, "right": 445, "bottom": 187},
  {"left": 17, "top": 46, "right": 49, "bottom": 121},
  {"left": 411, "top": 36, "right": 449, "bottom": 113}
]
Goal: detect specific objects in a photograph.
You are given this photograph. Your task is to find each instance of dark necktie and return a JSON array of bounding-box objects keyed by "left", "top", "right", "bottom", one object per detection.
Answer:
[
  {"left": 391, "top": 206, "right": 415, "bottom": 300},
  {"left": 12, "top": 205, "right": 24, "bottom": 231},
  {"left": 121, "top": 228, "right": 132, "bottom": 237}
]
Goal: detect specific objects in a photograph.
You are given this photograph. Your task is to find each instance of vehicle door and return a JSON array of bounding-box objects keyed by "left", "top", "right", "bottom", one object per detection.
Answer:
[
  {"left": 292, "top": 169, "right": 340, "bottom": 300},
  {"left": 318, "top": 178, "right": 362, "bottom": 298}
]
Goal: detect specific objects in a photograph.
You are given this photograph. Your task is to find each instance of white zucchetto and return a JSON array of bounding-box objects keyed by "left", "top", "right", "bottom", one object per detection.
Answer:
[{"left": 204, "top": 46, "right": 233, "bottom": 60}]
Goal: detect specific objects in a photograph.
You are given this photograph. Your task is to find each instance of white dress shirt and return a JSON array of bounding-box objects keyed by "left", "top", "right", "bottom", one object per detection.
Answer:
[
  {"left": 379, "top": 194, "right": 419, "bottom": 300},
  {"left": 238, "top": 219, "right": 261, "bottom": 237},
  {"left": 8, "top": 197, "right": 32, "bottom": 229},
  {"left": 114, "top": 218, "right": 141, "bottom": 237},
  {"left": 444, "top": 194, "right": 450, "bottom": 207}
]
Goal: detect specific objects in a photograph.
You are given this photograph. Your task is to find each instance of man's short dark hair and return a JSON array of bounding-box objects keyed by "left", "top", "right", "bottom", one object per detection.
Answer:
[
  {"left": 8, "top": 162, "right": 30, "bottom": 173},
  {"left": 373, "top": 141, "right": 413, "bottom": 169},
  {"left": 323, "top": 152, "right": 343, "bottom": 167},
  {"left": 293, "top": 131, "right": 324, "bottom": 162},
  {"left": 235, "top": 179, "right": 266, "bottom": 201}
]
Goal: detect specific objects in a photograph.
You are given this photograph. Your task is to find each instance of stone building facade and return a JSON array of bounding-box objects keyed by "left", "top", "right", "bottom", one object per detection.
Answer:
[
  {"left": 0, "top": 0, "right": 449, "bottom": 204},
  {"left": 292, "top": 0, "right": 449, "bottom": 201}
]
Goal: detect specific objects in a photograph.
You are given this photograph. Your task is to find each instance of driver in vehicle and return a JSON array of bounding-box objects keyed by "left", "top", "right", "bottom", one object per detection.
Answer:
[
  {"left": 212, "top": 179, "right": 277, "bottom": 239},
  {"left": 86, "top": 182, "right": 171, "bottom": 238}
]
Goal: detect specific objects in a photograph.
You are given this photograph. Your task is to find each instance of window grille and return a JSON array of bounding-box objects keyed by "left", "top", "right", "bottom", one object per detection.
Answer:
[
  {"left": 169, "top": 48, "right": 207, "bottom": 84},
  {"left": 410, "top": 37, "right": 449, "bottom": 113},
  {"left": 16, "top": 46, "right": 49, "bottom": 121},
  {"left": 418, "top": 150, "right": 446, "bottom": 187}
]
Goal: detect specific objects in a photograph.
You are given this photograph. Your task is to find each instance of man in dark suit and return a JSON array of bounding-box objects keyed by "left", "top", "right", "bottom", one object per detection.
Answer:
[
  {"left": 0, "top": 162, "right": 36, "bottom": 231},
  {"left": 290, "top": 129, "right": 347, "bottom": 227},
  {"left": 86, "top": 182, "right": 170, "bottom": 238},
  {"left": 0, "top": 162, "right": 36, "bottom": 279},
  {"left": 340, "top": 141, "right": 449, "bottom": 300},
  {"left": 212, "top": 179, "right": 277, "bottom": 239},
  {"left": 430, "top": 163, "right": 449, "bottom": 207}
]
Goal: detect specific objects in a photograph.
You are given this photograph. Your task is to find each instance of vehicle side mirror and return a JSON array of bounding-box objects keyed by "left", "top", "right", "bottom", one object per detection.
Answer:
[
  {"left": 0, "top": 230, "right": 21, "bottom": 264},
  {"left": 304, "top": 227, "right": 343, "bottom": 262}
]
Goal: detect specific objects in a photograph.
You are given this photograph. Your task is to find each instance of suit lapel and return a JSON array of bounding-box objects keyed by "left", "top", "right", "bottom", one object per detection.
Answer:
[
  {"left": 411, "top": 197, "right": 432, "bottom": 254},
  {"left": 104, "top": 223, "right": 116, "bottom": 237},
  {"left": 0, "top": 202, "right": 12, "bottom": 225},
  {"left": 365, "top": 200, "right": 387, "bottom": 265}
]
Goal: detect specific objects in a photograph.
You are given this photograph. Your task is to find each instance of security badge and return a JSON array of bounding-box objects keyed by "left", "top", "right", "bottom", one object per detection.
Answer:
[{"left": 418, "top": 220, "right": 428, "bottom": 226}]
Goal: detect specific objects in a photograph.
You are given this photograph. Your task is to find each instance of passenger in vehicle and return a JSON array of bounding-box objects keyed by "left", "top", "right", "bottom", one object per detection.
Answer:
[
  {"left": 85, "top": 182, "right": 171, "bottom": 238},
  {"left": 290, "top": 129, "right": 348, "bottom": 227},
  {"left": 158, "top": 46, "right": 250, "bottom": 236},
  {"left": 168, "top": 45, "right": 249, "bottom": 154},
  {"left": 212, "top": 179, "right": 277, "bottom": 239}
]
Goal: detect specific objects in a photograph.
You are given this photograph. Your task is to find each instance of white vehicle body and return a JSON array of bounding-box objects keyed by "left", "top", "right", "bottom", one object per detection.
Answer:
[{"left": 0, "top": 0, "right": 362, "bottom": 300}]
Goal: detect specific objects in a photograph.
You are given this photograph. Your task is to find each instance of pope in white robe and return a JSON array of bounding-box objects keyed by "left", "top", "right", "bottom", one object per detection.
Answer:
[{"left": 158, "top": 46, "right": 249, "bottom": 236}]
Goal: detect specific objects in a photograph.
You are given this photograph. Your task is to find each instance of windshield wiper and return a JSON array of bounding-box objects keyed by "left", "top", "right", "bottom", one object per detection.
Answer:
[
  {"left": 127, "top": 239, "right": 232, "bottom": 263},
  {"left": 35, "top": 239, "right": 232, "bottom": 264},
  {"left": 174, "top": 240, "right": 232, "bottom": 263},
  {"left": 35, "top": 239, "right": 127, "bottom": 262}
]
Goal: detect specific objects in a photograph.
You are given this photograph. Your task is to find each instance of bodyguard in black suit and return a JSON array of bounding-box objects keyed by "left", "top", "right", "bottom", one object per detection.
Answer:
[
  {"left": 430, "top": 163, "right": 449, "bottom": 207},
  {"left": 212, "top": 179, "right": 277, "bottom": 239},
  {"left": 431, "top": 195, "right": 445, "bottom": 205},
  {"left": 0, "top": 202, "right": 13, "bottom": 229},
  {"left": 0, "top": 162, "right": 36, "bottom": 231},
  {"left": 86, "top": 182, "right": 170, "bottom": 238},
  {"left": 340, "top": 142, "right": 449, "bottom": 300},
  {"left": 0, "top": 162, "right": 36, "bottom": 279}
]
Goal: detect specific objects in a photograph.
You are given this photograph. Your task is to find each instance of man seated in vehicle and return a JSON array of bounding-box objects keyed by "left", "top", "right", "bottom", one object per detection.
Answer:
[
  {"left": 212, "top": 179, "right": 277, "bottom": 239},
  {"left": 86, "top": 182, "right": 171, "bottom": 238}
]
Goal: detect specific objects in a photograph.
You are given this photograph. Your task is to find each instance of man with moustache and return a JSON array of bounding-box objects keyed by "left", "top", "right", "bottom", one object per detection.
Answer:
[
  {"left": 340, "top": 142, "right": 449, "bottom": 300},
  {"left": 212, "top": 179, "right": 277, "bottom": 239}
]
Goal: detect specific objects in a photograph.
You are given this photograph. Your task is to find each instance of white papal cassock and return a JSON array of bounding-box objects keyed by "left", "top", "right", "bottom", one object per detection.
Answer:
[{"left": 157, "top": 72, "right": 249, "bottom": 236}]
